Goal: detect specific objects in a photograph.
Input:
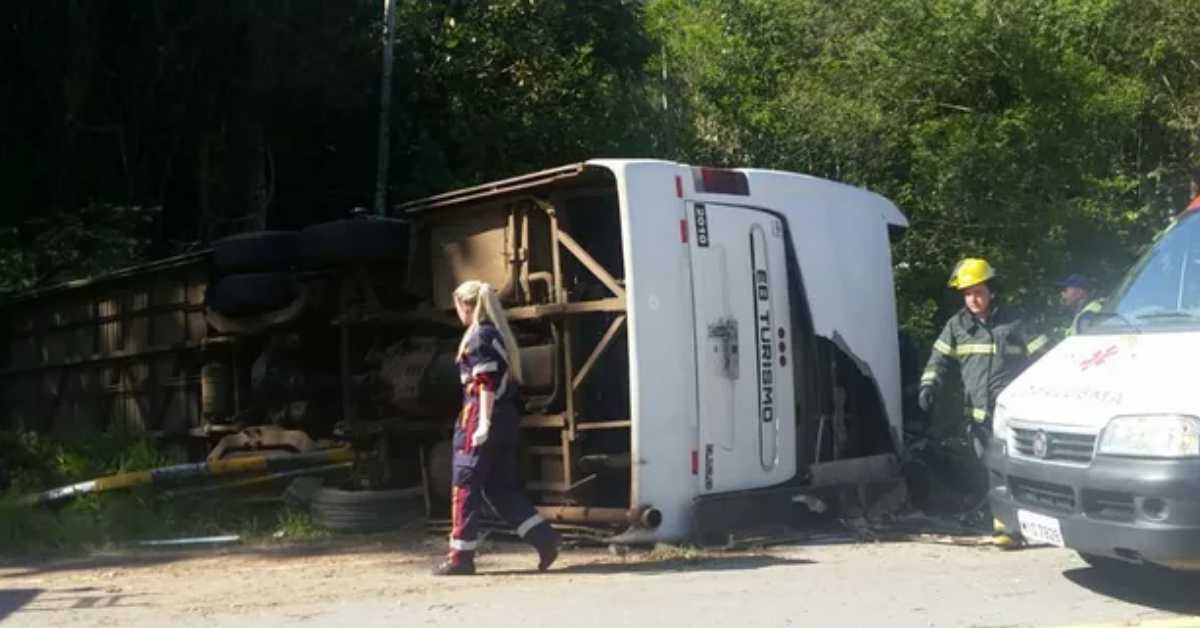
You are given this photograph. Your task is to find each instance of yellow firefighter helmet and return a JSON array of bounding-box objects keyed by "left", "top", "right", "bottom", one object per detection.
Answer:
[{"left": 948, "top": 257, "right": 996, "bottom": 290}]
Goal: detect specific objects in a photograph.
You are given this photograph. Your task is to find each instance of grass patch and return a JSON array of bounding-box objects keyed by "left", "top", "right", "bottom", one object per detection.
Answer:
[
  {"left": 271, "top": 508, "right": 331, "bottom": 542},
  {"left": 0, "top": 431, "right": 173, "bottom": 496},
  {"left": 0, "top": 492, "right": 336, "bottom": 558},
  {"left": 0, "top": 433, "right": 181, "bottom": 556},
  {"left": 1, "top": 491, "right": 171, "bottom": 556},
  {"left": 644, "top": 544, "right": 710, "bottom": 562},
  {"left": 0, "top": 432, "right": 335, "bottom": 558}
]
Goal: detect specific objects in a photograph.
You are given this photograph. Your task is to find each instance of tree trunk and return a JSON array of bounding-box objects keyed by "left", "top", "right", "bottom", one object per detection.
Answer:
[{"left": 246, "top": 124, "right": 269, "bottom": 232}]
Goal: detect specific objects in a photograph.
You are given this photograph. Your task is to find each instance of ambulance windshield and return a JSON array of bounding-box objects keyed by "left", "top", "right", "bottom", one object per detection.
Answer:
[{"left": 1097, "top": 212, "right": 1200, "bottom": 332}]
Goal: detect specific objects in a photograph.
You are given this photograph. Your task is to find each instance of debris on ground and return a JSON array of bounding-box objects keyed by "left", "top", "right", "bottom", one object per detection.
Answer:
[
  {"left": 134, "top": 535, "right": 242, "bottom": 549},
  {"left": 851, "top": 511, "right": 994, "bottom": 547},
  {"left": 709, "top": 507, "right": 996, "bottom": 551}
]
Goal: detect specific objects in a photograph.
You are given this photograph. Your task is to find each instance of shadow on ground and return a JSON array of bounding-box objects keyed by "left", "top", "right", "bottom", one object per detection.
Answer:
[
  {"left": 487, "top": 554, "right": 815, "bottom": 577},
  {"left": 0, "top": 532, "right": 433, "bottom": 580},
  {"left": 0, "top": 589, "right": 41, "bottom": 621},
  {"left": 1, "top": 553, "right": 186, "bottom": 580},
  {"left": 12, "top": 587, "right": 156, "bottom": 614},
  {"left": 1064, "top": 566, "right": 1200, "bottom": 615}
]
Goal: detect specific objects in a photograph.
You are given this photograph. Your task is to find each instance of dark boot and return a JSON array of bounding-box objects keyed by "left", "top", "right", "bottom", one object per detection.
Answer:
[
  {"left": 525, "top": 522, "right": 561, "bottom": 572},
  {"left": 433, "top": 552, "right": 476, "bottom": 576}
]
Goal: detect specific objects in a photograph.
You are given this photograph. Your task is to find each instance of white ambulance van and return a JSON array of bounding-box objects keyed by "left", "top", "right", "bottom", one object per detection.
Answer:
[{"left": 989, "top": 194, "right": 1200, "bottom": 569}]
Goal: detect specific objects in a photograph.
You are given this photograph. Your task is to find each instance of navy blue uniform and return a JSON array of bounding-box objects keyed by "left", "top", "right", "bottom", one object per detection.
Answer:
[{"left": 447, "top": 322, "right": 554, "bottom": 566}]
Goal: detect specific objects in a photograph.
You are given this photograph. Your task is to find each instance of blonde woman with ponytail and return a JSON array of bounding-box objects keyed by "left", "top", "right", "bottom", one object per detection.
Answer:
[{"left": 435, "top": 280, "right": 560, "bottom": 576}]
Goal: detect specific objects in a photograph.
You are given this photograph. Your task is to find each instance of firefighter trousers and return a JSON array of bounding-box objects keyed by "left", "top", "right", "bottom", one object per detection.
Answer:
[{"left": 448, "top": 434, "right": 548, "bottom": 562}]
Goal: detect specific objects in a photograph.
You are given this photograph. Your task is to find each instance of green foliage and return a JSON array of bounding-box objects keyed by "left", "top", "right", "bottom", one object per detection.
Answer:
[
  {"left": 0, "top": 432, "right": 173, "bottom": 496},
  {"left": 649, "top": 0, "right": 1200, "bottom": 345},
  {"left": 0, "top": 436, "right": 167, "bottom": 555},
  {"left": 0, "top": 492, "right": 316, "bottom": 557},
  {"left": 272, "top": 508, "right": 331, "bottom": 542},
  {"left": 0, "top": 204, "right": 156, "bottom": 292},
  {"left": 2, "top": 0, "right": 1200, "bottom": 373},
  {"left": 0, "top": 1, "right": 657, "bottom": 289},
  {"left": 0, "top": 497, "right": 89, "bottom": 555},
  {"left": 6, "top": 3, "right": 1200, "bottom": 542},
  {"left": 0, "top": 432, "right": 338, "bottom": 556},
  {"left": 0, "top": 487, "right": 171, "bottom": 556},
  {"left": 387, "top": 0, "right": 658, "bottom": 197}
]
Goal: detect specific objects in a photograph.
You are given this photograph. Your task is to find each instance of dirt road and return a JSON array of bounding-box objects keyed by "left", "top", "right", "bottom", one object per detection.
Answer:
[{"left": 3, "top": 533, "right": 1199, "bottom": 628}]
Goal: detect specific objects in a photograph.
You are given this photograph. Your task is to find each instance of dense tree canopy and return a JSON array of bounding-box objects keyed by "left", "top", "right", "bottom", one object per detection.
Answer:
[
  {"left": 651, "top": 0, "right": 1200, "bottom": 339},
  {"left": 2, "top": 0, "right": 1199, "bottom": 345}
]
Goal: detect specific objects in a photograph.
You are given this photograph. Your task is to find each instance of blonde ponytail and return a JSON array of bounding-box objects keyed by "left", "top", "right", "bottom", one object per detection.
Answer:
[{"left": 454, "top": 280, "right": 524, "bottom": 383}]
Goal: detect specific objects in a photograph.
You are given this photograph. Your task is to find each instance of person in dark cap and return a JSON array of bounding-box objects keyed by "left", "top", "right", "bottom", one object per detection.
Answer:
[{"left": 1056, "top": 273, "right": 1102, "bottom": 338}]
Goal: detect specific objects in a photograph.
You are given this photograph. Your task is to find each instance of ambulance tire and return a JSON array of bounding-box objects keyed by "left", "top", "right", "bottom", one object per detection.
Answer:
[
  {"left": 300, "top": 218, "right": 411, "bottom": 268},
  {"left": 205, "top": 273, "right": 301, "bottom": 317},
  {"left": 211, "top": 231, "right": 301, "bottom": 275},
  {"left": 310, "top": 486, "right": 424, "bottom": 533}
]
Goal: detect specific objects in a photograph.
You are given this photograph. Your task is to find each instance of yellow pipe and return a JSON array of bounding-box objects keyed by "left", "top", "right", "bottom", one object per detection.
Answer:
[
  {"left": 23, "top": 447, "right": 355, "bottom": 506},
  {"left": 94, "top": 470, "right": 154, "bottom": 492},
  {"left": 207, "top": 457, "right": 270, "bottom": 476}
]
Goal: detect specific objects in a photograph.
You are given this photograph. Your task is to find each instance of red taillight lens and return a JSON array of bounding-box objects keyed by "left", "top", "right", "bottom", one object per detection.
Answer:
[{"left": 691, "top": 167, "right": 750, "bottom": 196}]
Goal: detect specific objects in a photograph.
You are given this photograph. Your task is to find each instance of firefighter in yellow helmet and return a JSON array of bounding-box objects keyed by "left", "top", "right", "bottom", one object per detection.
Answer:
[{"left": 919, "top": 258, "right": 1049, "bottom": 545}]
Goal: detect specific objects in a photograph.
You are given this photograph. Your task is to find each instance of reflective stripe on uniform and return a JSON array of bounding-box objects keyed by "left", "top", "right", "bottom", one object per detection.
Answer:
[
  {"left": 516, "top": 514, "right": 545, "bottom": 538},
  {"left": 1068, "top": 300, "right": 1105, "bottom": 337},
  {"left": 933, "top": 340, "right": 954, "bottom": 355},
  {"left": 449, "top": 538, "right": 478, "bottom": 551},
  {"left": 459, "top": 395, "right": 474, "bottom": 429},
  {"left": 472, "top": 362, "right": 499, "bottom": 377},
  {"left": 921, "top": 370, "right": 939, "bottom": 385},
  {"left": 955, "top": 343, "right": 996, "bottom": 356},
  {"left": 970, "top": 407, "right": 989, "bottom": 422},
  {"left": 1026, "top": 335, "right": 1049, "bottom": 354},
  {"left": 491, "top": 339, "right": 510, "bottom": 365}
]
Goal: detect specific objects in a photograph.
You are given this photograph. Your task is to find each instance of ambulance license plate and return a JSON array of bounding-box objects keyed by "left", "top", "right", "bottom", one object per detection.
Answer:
[{"left": 1017, "top": 509, "right": 1064, "bottom": 547}]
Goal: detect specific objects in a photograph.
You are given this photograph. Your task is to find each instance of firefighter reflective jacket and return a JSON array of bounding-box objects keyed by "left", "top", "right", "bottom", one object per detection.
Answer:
[
  {"left": 921, "top": 306, "right": 1049, "bottom": 423},
  {"left": 1064, "top": 299, "right": 1104, "bottom": 338}
]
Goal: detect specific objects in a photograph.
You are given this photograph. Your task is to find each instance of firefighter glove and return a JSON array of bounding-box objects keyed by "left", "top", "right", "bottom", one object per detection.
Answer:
[
  {"left": 471, "top": 399, "right": 491, "bottom": 448},
  {"left": 918, "top": 386, "right": 935, "bottom": 413},
  {"left": 471, "top": 419, "right": 490, "bottom": 448}
]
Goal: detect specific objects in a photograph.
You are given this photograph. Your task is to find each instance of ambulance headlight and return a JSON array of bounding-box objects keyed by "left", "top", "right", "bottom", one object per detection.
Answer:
[
  {"left": 1098, "top": 415, "right": 1200, "bottom": 458},
  {"left": 992, "top": 404, "right": 1011, "bottom": 441}
]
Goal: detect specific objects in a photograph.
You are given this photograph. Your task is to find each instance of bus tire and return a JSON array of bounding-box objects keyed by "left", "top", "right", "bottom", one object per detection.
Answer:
[
  {"left": 206, "top": 273, "right": 301, "bottom": 317},
  {"left": 212, "top": 231, "right": 301, "bottom": 275},
  {"left": 310, "top": 486, "right": 424, "bottom": 533},
  {"left": 300, "top": 218, "right": 411, "bottom": 268}
]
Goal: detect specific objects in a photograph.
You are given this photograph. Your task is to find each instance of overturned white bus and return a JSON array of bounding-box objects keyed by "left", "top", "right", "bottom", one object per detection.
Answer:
[{"left": 1, "top": 160, "right": 910, "bottom": 543}]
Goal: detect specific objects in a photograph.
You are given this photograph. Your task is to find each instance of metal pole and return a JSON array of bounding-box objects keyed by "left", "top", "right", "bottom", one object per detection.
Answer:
[
  {"left": 21, "top": 448, "right": 355, "bottom": 506},
  {"left": 535, "top": 505, "right": 661, "bottom": 528},
  {"left": 373, "top": 0, "right": 397, "bottom": 215}
]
